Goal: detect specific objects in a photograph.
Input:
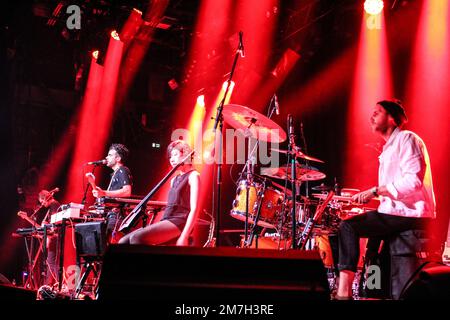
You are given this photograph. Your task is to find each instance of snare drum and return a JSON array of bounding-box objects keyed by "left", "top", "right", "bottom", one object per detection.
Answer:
[{"left": 230, "top": 180, "right": 283, "bottom": 229}]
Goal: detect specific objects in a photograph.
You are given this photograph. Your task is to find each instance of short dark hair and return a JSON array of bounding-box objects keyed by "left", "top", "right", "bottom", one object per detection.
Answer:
[
  {"left": 110, "top": 143, "right": 129, "bottom": 163},
  {"left": 167, "top": 140, "right": 193, "bottom": 161},
  {"left": 377, "top": 99, "right": 408, "bottom": 127}
]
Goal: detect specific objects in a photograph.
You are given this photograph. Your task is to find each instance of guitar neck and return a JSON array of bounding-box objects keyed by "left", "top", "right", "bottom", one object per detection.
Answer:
[
  {"left": 18, "top": 212, "right": 40, "bottom": 228},
  {"left": 86, "top": 173, "right": 97, "bottom": 190}
]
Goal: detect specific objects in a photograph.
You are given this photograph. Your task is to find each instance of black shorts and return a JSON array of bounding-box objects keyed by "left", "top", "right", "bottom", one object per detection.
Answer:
[{"left": 162, "top": 217, "right": 186, "bottom": 231}]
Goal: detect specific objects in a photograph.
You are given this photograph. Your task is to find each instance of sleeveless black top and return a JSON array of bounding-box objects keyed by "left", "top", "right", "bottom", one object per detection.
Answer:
[{"left": 161, "top": 170, "right": 196, "bottom": 226}]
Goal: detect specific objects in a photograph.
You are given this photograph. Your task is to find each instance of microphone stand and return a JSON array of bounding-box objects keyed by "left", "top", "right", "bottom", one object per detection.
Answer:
[
  {"left": 212, "top": 31, "right": 244, "bottom": 246},
  {"left": 239, "top": 99, "right": 277, "bottom": 246},
  {"left": 119, "top": 150, "right": 195, "bottom": 233}
]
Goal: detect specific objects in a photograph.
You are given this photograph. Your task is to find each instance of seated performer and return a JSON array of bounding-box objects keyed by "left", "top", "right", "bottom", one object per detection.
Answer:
[
  {"left": 335, "top": 99, "right": 436, "bottom": 299},
  {"left": 119, "top": 140, "right": 200, "bottom": 246},
  {"left": 92, "top": 143, "right": 133, "bottom": 243}
]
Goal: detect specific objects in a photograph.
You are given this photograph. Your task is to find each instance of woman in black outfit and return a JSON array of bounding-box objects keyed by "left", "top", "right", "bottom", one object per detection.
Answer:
[{"left": 119, "top": 140, "right": 200, "bottom": 246}]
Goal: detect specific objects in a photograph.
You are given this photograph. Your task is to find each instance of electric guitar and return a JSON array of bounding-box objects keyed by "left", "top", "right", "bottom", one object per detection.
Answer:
[{"left": 17, "top": 211, "right": 41, "bottom": 228}]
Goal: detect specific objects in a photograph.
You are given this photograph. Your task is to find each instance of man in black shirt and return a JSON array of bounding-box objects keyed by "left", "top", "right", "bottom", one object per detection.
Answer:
[{"left": 92, "top": 143, "right": 133, "bottom": 243}]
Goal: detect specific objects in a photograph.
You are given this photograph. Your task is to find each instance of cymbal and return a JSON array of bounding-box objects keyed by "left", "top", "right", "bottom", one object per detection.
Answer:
[
  {"left": 260, "top": 164, "right": 326, "bottom": 181},
  {"left": 222, "top": 104, "right": 287, "bottom": 143},
  {"left": 268, "top": 179, "right": 292, "bottom": 197},
  {"left": 312, "top": 184, "right": 332, "bottom": 192},
  {"left": 271, "top": 147, "right": 324, "bottom": 163},
  {"left": 248, "top": 173, "right": 292, "bottom": 197}
]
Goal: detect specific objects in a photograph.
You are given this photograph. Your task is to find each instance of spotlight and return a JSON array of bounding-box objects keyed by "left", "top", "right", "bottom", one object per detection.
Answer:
[
  {"left": 111, "top": 30, "right": 120, "bottom": 41},
  {"left": 222, "top": 80, "right": 235, "bottom": 91},
  {"left": 92, "top": 50, "right": 99, "bottom": 60},
  {"left": 197, "top": 95, "right": 205, "bottom": 107},
  {"left": 364, "top": 0, "right": 384, "bottom": 15},
  {"left": 168, "top": 78, "right": 179, "bottom": 90}
]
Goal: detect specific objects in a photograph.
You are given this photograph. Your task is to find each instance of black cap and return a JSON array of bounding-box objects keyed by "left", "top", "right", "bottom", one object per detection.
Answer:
[{"left": 377, "top": 99, "right": 408, "bottom": 127}]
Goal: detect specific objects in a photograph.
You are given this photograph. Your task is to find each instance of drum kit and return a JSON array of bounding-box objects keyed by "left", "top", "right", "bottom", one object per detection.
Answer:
[{"left": 222, "top": 103, "right": 375, "bottom": 254}]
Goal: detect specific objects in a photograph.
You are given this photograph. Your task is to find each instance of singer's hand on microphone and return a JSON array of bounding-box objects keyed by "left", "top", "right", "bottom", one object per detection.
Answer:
[{"left": 92, "top": 187, "right": 106, "bottom": 198}]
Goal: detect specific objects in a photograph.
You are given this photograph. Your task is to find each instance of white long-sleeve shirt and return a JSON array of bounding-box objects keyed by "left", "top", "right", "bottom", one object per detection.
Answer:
[{"left": 378, "top": 127, "right": 436, "bottom": 218}]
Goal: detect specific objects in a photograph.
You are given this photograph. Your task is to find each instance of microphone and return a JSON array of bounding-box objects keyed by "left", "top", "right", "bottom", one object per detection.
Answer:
[
  {"left": 288, "top": 114, "right": 294, "bottom": 137},
  {"left": 238, "top": 31, "right": 245, "bottom": 58},
  {"left": 273, "top": 94, "right": 279, "bottom": 115},
  {"left": 49, "top": 187, "right": 60, "bottom": 194},
  {"left": 87, "top": 159, "right": 107, "bottom": 165},
  {"left": 288, "top": 114, "right": 295, "bottom": 150}
]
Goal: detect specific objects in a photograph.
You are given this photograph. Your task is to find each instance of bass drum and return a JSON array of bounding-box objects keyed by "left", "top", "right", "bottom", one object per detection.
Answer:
[{"left": 240, "top": 234, "right": 291, "bottom": 250}]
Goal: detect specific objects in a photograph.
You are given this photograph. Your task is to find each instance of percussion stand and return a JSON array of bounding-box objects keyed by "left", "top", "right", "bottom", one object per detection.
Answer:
[
  {"left": 244, "top": 178, "right": 267, "bottom": 248},
  {"left": 287, "top": 115, "right": 297, "bottom": 249},
  {"left": 212, "top": 32, "right": 244, "bottom": 246},
  {"left": 242, "top": 124, "right": 257, "bottom": 245},
  {"left": 239, "top": 97, "right": 277, "bottom": 246},
  {"left": 300, "top": 122, "right": 310, "bottom": 198}
]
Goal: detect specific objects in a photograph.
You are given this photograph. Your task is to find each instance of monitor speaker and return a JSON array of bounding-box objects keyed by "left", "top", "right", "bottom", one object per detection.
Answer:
[
  {"left": 74, "top": 221, "right": 107, "bottom": 258},
  {"left": 97, "top": 245, "right": 330, "bottom": 302},
  {"left": 400, "top": 261, "right": 450, "bottom": 300},
  {"left": 0, "top": 284, "right": 36, "bottom": 300}
]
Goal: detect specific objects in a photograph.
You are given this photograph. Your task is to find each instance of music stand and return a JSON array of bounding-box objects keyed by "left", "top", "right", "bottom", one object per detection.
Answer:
[{"left": 74, "top": 221, "right": 106, "bottom": 299}]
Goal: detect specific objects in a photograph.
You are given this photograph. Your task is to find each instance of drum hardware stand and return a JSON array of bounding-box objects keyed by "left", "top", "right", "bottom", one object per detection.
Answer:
[
  {"left": 244, "top": 179, "right": 267, "bottom": 248},
  {"left": 242, "top": 126, "right": 256, "bottom": 246},
  {"left": 299, "top": 122, "right": 310, "bottom": 198},
  {"left": 239, "top": 96, "right": 278, "bottom": 246},
  {"left": 297, "top": 191, "right": 335, "bottom": 249},
  {"left": 287, "top": 114, "right": 298, "bottom": 249}
]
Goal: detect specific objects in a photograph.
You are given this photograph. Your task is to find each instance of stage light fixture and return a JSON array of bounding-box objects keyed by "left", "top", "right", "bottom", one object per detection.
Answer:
[
  {"left": 364, "top": 0, "right": 384, "bottom": 15},
  {"left": 111, "top": 30, "right": 120, "bottom": 41}
]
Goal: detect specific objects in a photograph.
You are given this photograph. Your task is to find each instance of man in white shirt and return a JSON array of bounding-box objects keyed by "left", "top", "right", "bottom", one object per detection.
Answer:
[{"left": 335, "top": 99, "right": 436, "bottom": 299}]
